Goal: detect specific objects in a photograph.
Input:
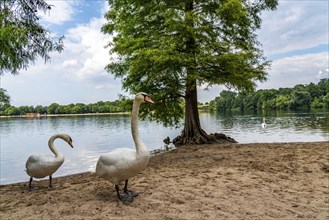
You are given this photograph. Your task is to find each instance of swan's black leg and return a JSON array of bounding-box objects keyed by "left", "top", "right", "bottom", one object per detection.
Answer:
[
  {"left": 48, "top": 175, "right": 52, "bottom": 188},
  {"left": 116, "top": 184, "right": 133, "bottom": 204},
  {"left": 28, "top": 177, "right": 33, "bottom": 191},
  {"left": 123, "top": 179, "right": 128, "bottom": 191},
  {"left": 123, "top": 180, "right": 139, "bottom": 197},
  {"left": 28, "top": 177, "right": 39, "bottom": 191},
  {"left": 115, "top": 185, "right": 121, "bottom": 200}
]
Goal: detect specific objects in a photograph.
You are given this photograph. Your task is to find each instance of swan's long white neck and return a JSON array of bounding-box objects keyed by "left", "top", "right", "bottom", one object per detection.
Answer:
[
  {"left": 131, "top": 100, "right": 147, "bottom": 154},
  {"left": 48, "top": 135, "right": 64, "bottom": 157}
]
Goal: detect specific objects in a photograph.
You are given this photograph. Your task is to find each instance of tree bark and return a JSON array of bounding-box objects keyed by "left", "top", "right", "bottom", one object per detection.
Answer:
[
  {"left": 172, "top": 79, "right": 237, "bottom": 146},
  {"left": 177, "top": 79, "right": 212, "bottom": 145}
]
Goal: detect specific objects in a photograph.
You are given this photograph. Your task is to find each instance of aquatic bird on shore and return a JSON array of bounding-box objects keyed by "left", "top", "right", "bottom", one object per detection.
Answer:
[
  {"left": 262, "top": 117, "right": 267, "bottom": 129},
  {"left": 25, "top": 134, "right": 74, "bottom": 191},
  {"left": 95, "top": 92, "right": 154, "bottom": 204},
  {"left": 163, "top": 136, "right": 171, "bottom": 145}
]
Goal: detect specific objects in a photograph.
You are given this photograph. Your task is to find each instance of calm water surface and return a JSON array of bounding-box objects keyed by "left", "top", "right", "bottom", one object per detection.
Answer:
[{"left": 1, "top": 111, "right": 328, "bottom": 184}]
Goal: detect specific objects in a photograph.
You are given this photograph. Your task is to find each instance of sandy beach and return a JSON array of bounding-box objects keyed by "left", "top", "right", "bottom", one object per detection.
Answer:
[{"left": 0, "top": 141, "right": 328, "bottom": 219}]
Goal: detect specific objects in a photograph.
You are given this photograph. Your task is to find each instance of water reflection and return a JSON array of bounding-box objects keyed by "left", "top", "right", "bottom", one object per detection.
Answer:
[
  {"left": 1, "top": 110, "right": 328, "bottom": 184},
  {"left": 0, "top": 115, "right": 179, "bottom": 184},
  {"left": 200, "top": 110, "right": 329, "bottom": 143}
]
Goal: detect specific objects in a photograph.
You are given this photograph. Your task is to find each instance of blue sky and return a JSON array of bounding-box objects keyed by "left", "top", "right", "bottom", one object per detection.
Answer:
[{"left": 1, "top": 0, "right": 328, "bottom": 106}]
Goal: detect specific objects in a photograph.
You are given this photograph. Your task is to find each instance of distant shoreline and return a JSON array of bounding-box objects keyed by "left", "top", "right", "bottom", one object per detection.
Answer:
[{"left": 0, "top": 112, "right": 129, "bottom": 118}]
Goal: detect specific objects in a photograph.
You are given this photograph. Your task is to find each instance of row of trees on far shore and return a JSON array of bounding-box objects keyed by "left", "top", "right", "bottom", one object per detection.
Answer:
[
  {"left": 208, "top": 79, "right": 329, "bottom": 112},
  {"left": 1, "top": 78, "right": 328, "bottom": 116},
  {"left": 0, "top": 97, "right": 130, "bottom": 116}
]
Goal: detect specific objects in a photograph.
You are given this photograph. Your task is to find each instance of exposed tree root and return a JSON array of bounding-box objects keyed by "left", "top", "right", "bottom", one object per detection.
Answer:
[{"left": 172, "top": 132, "right": 237, "bottom": 147}]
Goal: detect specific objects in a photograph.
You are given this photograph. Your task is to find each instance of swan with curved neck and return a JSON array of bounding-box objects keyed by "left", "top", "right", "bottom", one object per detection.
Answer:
[
  {"left": 95, "top": 92, "right": 154, "bottom": 203},
  {"left": 25, "top": 134, "right": 73, "bottom": 191}
]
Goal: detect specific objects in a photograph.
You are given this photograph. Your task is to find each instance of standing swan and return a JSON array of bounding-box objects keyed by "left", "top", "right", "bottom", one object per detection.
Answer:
[
  {"left": 25, "top": 134, "right": 73, "bottom": 191},
  {"left": 96, "top": 92, "right": 154, "bottom": 204}
]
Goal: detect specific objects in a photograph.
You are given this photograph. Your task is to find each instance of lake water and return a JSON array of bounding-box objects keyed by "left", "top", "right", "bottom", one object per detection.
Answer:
[{"left": 1, "top": 111, "right": 328, "bottom": 184}]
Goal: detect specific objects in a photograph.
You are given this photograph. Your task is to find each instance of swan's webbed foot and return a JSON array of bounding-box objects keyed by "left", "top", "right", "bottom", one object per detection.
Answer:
[
  {"left": 122, "top": 179, "right": 139, "bottom": 197},
  {"left": 115, "top": 184, "right": 136, "bottom": 204},
  {"left": 123, "top": 189, "right": 139, "bottom": 197},
  {"left": 119, "top": 191, "right": 134, "bottom": 204}
]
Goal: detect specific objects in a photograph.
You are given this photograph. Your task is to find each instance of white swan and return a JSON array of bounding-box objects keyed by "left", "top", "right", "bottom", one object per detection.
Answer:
[
  {"left": 262, "top": 117, "right": 267, "bottom": 129},
  {"left": 25, "top": 134, "right": 73, "bottom": 190},
  {"left": 96, "top": 92, "right": 154, "bottom": 203}
]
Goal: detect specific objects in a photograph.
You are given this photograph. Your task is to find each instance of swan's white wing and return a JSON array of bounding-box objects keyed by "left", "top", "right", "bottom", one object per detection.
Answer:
[
  {"left": 95, "top": 148, "right": 144, "bottom": 183},
  {"left": 96, "top": 148, "right": 136, "bottom": 174},
  {"left": 99, "top": 148, "right": 136, "bottom": 164},
  {"left": 26, "top": 154, "right": 64, "bottom": 178}
]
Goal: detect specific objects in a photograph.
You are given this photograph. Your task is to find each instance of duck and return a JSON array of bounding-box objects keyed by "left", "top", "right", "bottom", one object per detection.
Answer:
[
  {"left": 95, "top": 92, "right": 154, "bottom": 204},
  {"left": 25, "top": 134, "right": 73, "bottom": 190}
]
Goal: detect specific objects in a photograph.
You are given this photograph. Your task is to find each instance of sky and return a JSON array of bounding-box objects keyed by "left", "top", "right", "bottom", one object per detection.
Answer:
[{"left": 1, "top": 0, "right": 328, "bottom": 106}]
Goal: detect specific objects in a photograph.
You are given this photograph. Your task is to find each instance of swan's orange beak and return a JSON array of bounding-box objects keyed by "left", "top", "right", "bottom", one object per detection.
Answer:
[{"left": 145, "top": 96, "right": 154, "bottom": 104}]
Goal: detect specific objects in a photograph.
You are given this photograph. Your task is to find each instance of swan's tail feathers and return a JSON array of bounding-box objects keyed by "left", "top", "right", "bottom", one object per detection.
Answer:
[{"left": 95, "top": 159, "right": 104, "bottom": 177}]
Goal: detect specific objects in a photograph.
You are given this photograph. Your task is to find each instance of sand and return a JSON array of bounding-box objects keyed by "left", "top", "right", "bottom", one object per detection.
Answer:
[{"left": 1, "top": 141, "right": 328, "bottom": 219}]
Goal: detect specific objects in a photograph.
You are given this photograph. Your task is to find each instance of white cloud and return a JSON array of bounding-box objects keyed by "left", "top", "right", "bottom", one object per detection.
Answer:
[
  {"left": 62, "top": 59, "right": 78, "bottom": 68},
  {"left": 317, "top": 68, "right": 329, "bottom": 80},
  {"left": 37, "top": 1, "right": 77, "bottom": 25},
  {"left": 258, "top": 1, "right": 328, "bottom": 55},
  {"left": 63, "top": 17, "right": 114, "bottom": 86},
  {"left": 259, "top": 52, "right": 328, "bottom": 89}
]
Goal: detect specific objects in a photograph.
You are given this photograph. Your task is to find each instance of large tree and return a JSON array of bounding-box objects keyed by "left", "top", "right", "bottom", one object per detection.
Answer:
[
  {"left": 102, "top": 0, "right": 278, "bottom": 145},
  {"left": 0, "top": 0, "right": 64, "bottom": 75}
]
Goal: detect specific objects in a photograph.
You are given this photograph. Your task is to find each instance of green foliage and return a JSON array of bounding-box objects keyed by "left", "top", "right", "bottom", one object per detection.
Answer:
[
  {"left": 258, "top": 89, "right": 277, "bottom": 109},
  {"left": 0, "top": 0, "right": 64, "bottom": 75},
  {"left": 215, "top": 90, "right": 237, "bottom": 110},
  {"left": 47, "top": 103, "right": 60, "bottom": 114},
  {"left": 0, "top": 88, "right": 11, "bottom": 111},
  {"left": 0, "top": 98, "right": 130, "bottom": 116},
  {"left": 323, "top": 93, "right": 329, "bottom": 109},
  {"left": 4, "top": 106, "right": 20, "bottom": 115},
  {"left": 311, "top": 97, "right": 324, "bottom": 109},
  {"left": 210, "top": 79, "right": 329, "bottom": 112},
  {"left": 102, "top": 0, "right": 278, "bottom": 127},
  {"left": 289, "top": 90, "right": 312, "bottom": 109},
  {"left": 276, "top": 95, "right": 290, "bottom": 109},
  {"left": 35, "top": 105, "right": 45, "bottom": 114}
]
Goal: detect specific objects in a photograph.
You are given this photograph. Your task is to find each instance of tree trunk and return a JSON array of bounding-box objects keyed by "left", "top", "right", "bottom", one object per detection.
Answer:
[
  {"left": 172, "top": 79, "right": 237, "bottom": 146},
  {"left": 172, "top": 1, "right": 237, "bottom": 146},
  {"left": 175, "top": 79, "right": 212, "bottom": 145}
]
